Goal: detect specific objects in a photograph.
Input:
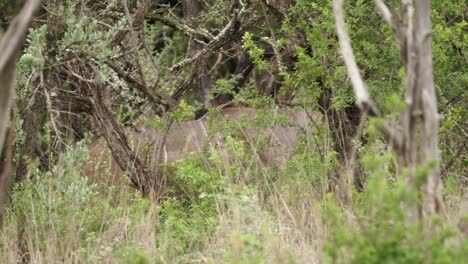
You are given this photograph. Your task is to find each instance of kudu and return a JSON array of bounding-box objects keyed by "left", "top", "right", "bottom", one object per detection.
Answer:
[{"left": 83, "top": 106, "right": 318, "bottom": 188}]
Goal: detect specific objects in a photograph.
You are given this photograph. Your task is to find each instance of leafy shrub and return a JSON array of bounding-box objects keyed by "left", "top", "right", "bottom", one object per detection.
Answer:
[
  {"left": 321, "top": 148, "right": 467, "bottom": 264},
  {"left": 0, "top": 143, "right": 154, "bottom": 263}
]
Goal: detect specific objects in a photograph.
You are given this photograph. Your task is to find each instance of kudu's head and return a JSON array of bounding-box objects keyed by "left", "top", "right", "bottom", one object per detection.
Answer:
[{"left": 83, "top": 106, "right": 318, "bottom": 187}]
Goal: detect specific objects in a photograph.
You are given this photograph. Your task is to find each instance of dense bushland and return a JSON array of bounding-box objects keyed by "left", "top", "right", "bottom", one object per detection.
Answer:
[{"left": 0, "top": 0, "right": 466, "bottom": 263}]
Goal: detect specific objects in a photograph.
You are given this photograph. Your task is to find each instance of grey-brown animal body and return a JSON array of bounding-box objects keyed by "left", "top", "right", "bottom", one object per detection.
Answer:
[{"left": 84, "top": 106, "right": 318, "bottom": 186}]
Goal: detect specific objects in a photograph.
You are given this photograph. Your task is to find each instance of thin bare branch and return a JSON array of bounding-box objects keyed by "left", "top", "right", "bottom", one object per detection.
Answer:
[
  {"left": 373, "top": 0, "right": 406, "bottom": 64},
  {"left": 147, "top": 12, "right": 214, "bottom": 40},
  {"left": 0, "top": 0, "right": 41, "bottom": 70},
  {"left": 104, "top": 59, "right": 175, "bottom": 109},
  {"left": 0, "top": 0, "right": 41, "bottom": 152},
  {"left": 169, "top": 14, "right": 239, "bottom": 72},
  {"left": 373, "top": 0, "right": 392, "bottom": 26},
  {"left": 111, "top": 0, "right": 149, "bottom": 47},
  {"left": 332, "top": 0, "right": 371, "bottom": 108},
  {"left": 333, "top": 0, "right": 402, "bottom": 150}
]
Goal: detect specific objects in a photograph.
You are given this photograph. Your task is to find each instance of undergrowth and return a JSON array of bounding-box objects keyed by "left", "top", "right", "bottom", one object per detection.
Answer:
[
  {"left": 0, "top": 125, "right": 466, "bottom": 264},
  {"left": 0, "top": 109, "right": 466, "bottom": 264}
]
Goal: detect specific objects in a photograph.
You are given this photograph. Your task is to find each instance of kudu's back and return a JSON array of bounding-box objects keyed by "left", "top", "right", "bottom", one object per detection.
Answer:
[{"left": 83, "top": 106, "right": 317, "bottom": 186}]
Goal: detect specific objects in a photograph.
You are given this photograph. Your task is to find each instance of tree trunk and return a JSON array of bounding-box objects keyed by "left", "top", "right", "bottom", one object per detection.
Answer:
[
  {"left": 414, "top": 0, "right": 444, "bottom": 216},
  {"left": 333, "top": 0, "right": 445, "bottom": 218},
  {"left": 0, "top": 54, "right": 17, "bottom": 153},
  {"left": 400, "top": 0, "right": 444, "bottom": 217},
  {"left": 0, "top": 126, "right": 15, "bottom": 224},
  {"left": 184, "top": 0, "right": 210, "bottom": 106},
  {"left": 91, "top": 87, "right": 158, "bottom": 197},
  {"left": 16, "top": 0, "right": 60, "bottom": 181}
]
